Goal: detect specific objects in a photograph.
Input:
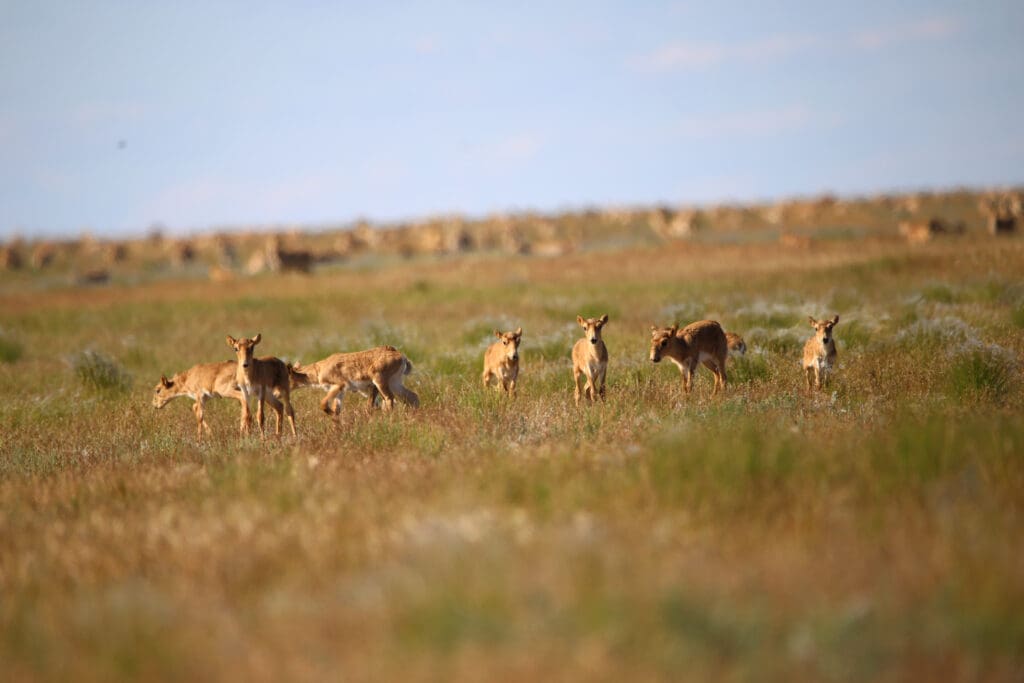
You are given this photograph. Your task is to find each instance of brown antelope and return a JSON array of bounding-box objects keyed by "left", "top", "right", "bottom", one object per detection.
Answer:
[
  {"left": 266, "top": 236, "right": 313, "bottom": 273},
  {"left": 0, "top": 243, "right": 23, "bottom": 270},
  {"left": 802, "top": 315, "right": 839, "bottom": 391},
  {"left": 482, "top": 328, "right": 522, "bottom": 397},
  {"left": 725, "top": 331, "right": 747, "bottom": 358},
  {"left": 572, "top": 315, "right": 609, "bottom": 405},
  {"left": 898, "top": 217, "right": 965, "bottom": 244},
  {"left": 226, "top": 334, "right": 297, "bottom": 437},
  {"left": 31, "top": 241, "right": 57, "bottom": 269},
  {"left": 152, "top": 361, "right": 249, "bottom": 441},
  {"left": 979, "top": 192, "right": 1020, "bottom": 236},
  {"left": 649, "top": 320, "right": 728, "bottom": 396},
  {"left": 291, "top": 346, "right": 419, "bottom": 414}
]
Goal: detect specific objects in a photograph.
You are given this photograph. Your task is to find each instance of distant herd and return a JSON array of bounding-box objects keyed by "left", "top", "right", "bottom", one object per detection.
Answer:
[{"left": 153, "top": 315, "right": 840, "bottom": 441}]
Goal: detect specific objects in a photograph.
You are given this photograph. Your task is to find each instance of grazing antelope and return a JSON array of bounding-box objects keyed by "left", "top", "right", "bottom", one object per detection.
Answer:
[
  {"left": 725, "top": 331, "right": 747, "bottom": 358},
  {"left": 266, "top": 236, "right": 313, "bottom": 273},
  {"left": 898, "top": 220, "right": 934, "bottom": 245},
  {"left": 649, "top": 320, "right": 728, "bottom": 396},
  {"left": 482, "top": 328, "right": 522, "bottom": 397},
  {"left": 802, "top": 315, "right": 839, "bottom": 391},
  {"left": 152, "top": 361, "right": 249, "bottom": 441},
  {"left": 572, "top": 315, "right": 609, "bottom": 405},
  {"left": 291, "top": 346, "right": 419, "bottom": 414},
  {"left": 226, "top": 334, "right": 297, "bottom": 437},
  {"left": 898, "top": 217, "right": 965, "bottom": 244}
]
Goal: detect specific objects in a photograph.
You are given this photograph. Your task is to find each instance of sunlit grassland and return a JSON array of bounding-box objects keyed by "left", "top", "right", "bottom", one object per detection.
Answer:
[{"left": 1, "top": 237, "right": 1022, "bottom": 681}]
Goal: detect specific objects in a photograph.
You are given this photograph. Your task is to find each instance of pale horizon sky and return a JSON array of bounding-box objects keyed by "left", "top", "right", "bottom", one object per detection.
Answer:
[{"left": 1, "top": 1, "right": 1022, "bottom": 239}]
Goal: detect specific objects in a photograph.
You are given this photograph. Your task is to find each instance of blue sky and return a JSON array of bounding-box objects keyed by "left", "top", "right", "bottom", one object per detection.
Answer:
[{"left": 1, "top": 1, "right": 1022, "bottom": 238}]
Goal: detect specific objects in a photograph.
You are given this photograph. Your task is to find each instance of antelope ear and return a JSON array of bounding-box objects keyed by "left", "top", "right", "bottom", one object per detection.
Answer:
[
  {"left": 650, "top": 325, "right": 659, "bottom": 336},
  {"left": 670, "top": 324, "right": 678, "bottom": 335},
  {"left": 577, "top": 315, "right": 585, "bottom": 327},
  {"left": 515, "top": 327, "right": 522, "bottom": 336},
  {"left": 161, "top": 375, "right": 172, "bottom": 388},
  {"left": 598, "top": 314, "right": 609, "bottom": 325},
  {"left": 494, "top": 329, "right": 502, "bottom": 339},
  {"left": 251, "top": 333, "right": 261, "bottom": 345},
  {"left": 226, "top": 335, "right": 237, "bottom": 347},
  {"left": 831, "top": 315, "right": 840, "bottom": 325},
  {"left": 808, "top": 316, "right": 817, "bottom": 327}
]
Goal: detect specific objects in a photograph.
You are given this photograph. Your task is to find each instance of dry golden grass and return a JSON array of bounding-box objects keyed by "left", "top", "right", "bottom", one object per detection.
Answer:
[{"left": 1, "top": 233, "right": 1022, "bottom": 681}]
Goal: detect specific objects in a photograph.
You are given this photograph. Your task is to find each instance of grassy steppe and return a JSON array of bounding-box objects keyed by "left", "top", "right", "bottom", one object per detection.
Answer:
[{"left": 1, "top": 237, "right": 1023, "bottom": 681}]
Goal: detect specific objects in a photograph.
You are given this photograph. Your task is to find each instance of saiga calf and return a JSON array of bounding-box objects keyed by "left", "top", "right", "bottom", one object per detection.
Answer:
[
  {"left": 226, "top": 334, "right": 297, "bottom": 437},
  {"left": 572, "top": 315, "right": 609, "bottom": 405},
  {"left": 482, "top": 328, "right": 522, "bottom": 397},
  {"left": 725, "top": 331, "right": 747, "bottom": 358},
  {"left": 152, "top": 360, "right": 249, "bottom": 441},
  {"left": 649, "top": 320, "right": 728, "bottom": 396},
  {"left": 802, "top": 315, "right": 839, "bottom": 391},
  {"left": 291, "top": 345, "right": 419, "bottom": 414}
]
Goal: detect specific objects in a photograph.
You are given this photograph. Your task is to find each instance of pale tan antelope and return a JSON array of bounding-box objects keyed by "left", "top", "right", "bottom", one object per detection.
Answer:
[
  {"left": 31, "top": 241, "right": 57, "bottom": 269},
  {"left": 649, "top": 320, "right": 728, "bottom": 396},
  {"left": 802, "top": 315, "right": 839, "bottom": 391},
  {"left": 898, "top": 217, "right": 965, "bottom": 244},
  {"left": 898, "top": 220, "right": 934, "bottom": 245},
  {"left": 152, "top": 361, "right": 249, "bottom": 441},
  {"left": 291, "top": 345, "right": 419, "bottom": 414},
  {"left": 725, "top": 331, "right": 747, "bottom": 358},
  {"left": 482, "top": 328, "right": 522, "bottom": 397},
  {"left": 226, "top": 334, "right": 297, "bottom": 437},
  {"left": 572, "top": 315, "right": 609, "bottom": 405}
]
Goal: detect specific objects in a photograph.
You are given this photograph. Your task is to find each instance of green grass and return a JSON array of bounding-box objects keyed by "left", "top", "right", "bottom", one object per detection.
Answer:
[
  {"left": 69, "top": 349, "right": 133, "bottom": 394},
  {"left": 728, "top": 353, "right": 772, "bottom": 384},
  {"left": 1012, "top": 303, "right": 1024, "bottom": 329},
  {"left": 921, "top": 283, "right": 958, "bottom": 304},
  {"left": 0, "top": 333, "right": 22, "bottom": 363},
  {"left": 947, "top": 346, "right": 1017, "bottom": 404},
  {"left": 0, "top": 237, "right": 1022, "bottom": 681}
]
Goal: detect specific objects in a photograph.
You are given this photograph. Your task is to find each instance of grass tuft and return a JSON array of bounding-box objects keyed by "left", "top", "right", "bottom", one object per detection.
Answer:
[
  {"left": 921, "top": 283, "right": 958, "bottom": 304},
  {"left": 69, "top": 350, "right": 133, "bottom": 393},
  {"left": 728, "top": 354, "right": 771, "bottom": 384},
  {"left": 947, "top": 347, "right": 1017, "bottom": 404},
  {"left": 1012, "top": 304, "right": 1024, "bottom": 329},
  {"left": 0, "top": 333, "right": 23, "bottom": 363}
]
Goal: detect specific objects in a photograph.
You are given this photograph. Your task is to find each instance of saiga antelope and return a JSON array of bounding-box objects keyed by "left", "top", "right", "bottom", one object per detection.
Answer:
[
  {"left": 266, "top": 235, "right": 313, "bottom": 273},
  {"left": 482, "top": 328, "right": 522, "bottom": 397},
  {"left": 725, "top": 331, "right": 747, "bottom": 358},
  {"left": 572, "top": 315, "right": 609, "bottom": 405},
  {"left": 291, "top": 345, "right": 419, "bottom": 414},
  {"left": 152, "top": 360, "right": 249, "bottom": 441},
  {"left": 649, "top": 320, "right": 728, "bottom": 396},
  {"left": 802, "top": 315, "right": 839, "bottom": 391},
  {"left": 226, "top": 334, "right": 297, "bottom": 437}
]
